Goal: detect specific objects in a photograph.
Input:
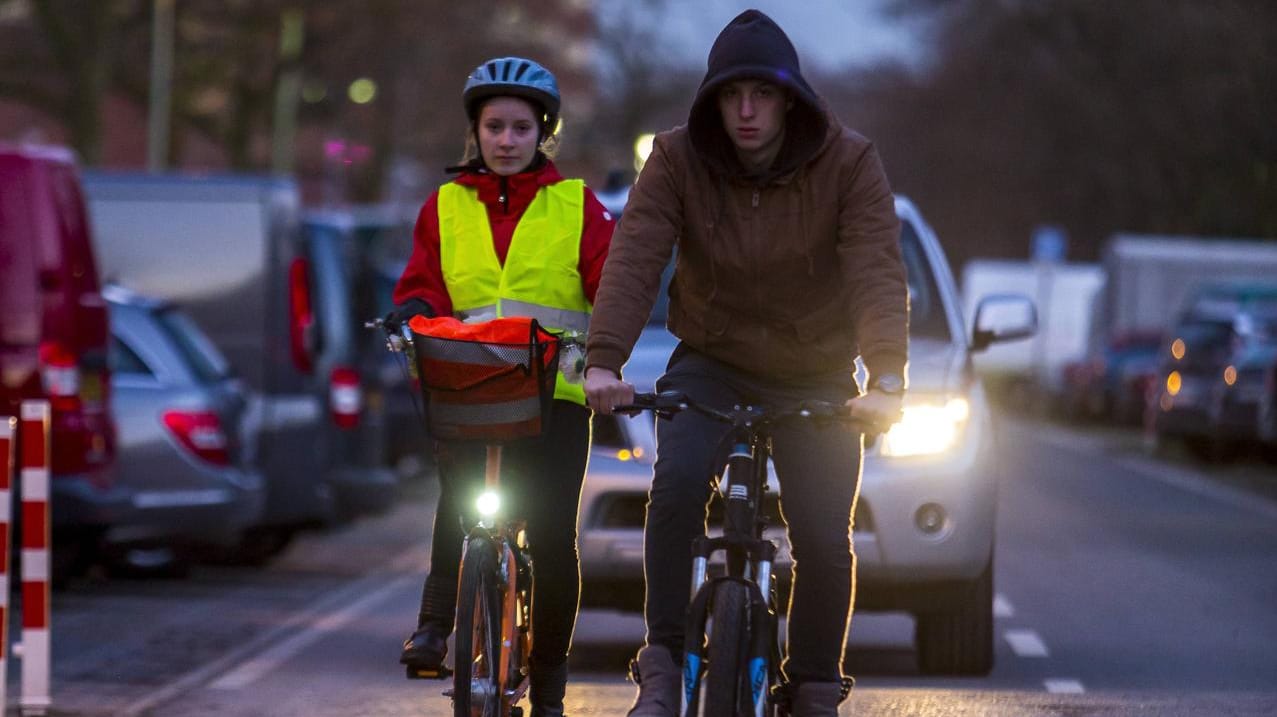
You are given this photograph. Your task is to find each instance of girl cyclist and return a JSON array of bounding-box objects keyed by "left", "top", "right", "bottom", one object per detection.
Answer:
[{"left": 387, "top": 56, "right": 614, "bottom": 717}]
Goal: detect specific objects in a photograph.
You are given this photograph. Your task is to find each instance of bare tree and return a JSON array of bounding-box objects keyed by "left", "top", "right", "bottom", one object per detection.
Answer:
[
  {"left": 828, "top": 0, "right": 1277, "bottom": 268},
  {"left": 0, "top": 0, "right": 147, "bottom": 163}
]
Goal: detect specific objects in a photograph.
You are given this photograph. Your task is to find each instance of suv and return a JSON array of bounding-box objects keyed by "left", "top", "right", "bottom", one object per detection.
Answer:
[
  {"left": 0, "top": 144, "right": 123, "bottom": 579},
  {"left": 576, "top": 196, "right": 1035, "bottom": 675}
]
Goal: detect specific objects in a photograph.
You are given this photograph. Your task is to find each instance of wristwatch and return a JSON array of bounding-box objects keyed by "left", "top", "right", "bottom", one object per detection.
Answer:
[{"left": 870, "top": 373, "right": 905, "bottom": 395}]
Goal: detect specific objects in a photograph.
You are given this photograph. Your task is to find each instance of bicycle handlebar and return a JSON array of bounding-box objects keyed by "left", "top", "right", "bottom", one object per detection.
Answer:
[{"left": 615, "top": 390, "right": 884, "bottom": 432}]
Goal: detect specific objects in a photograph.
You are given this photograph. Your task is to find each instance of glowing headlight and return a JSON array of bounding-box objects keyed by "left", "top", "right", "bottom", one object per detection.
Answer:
[
  {"left": 476, "top": 491, "right": 501, "bottom": 518},
  {"left": 878, "top": 397, "right": 970, "bottom": 458}
]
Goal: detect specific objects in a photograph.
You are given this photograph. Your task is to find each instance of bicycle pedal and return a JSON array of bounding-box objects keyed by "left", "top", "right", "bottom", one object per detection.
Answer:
[{"left": 405, "top": 665, "right": 451, "bottom": 680}]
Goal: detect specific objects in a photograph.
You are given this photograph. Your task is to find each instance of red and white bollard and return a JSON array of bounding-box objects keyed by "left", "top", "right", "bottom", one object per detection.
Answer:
[
  {"left": 20, "top": 400, "right": 51, "bottom": 716},
  {"left": 0, "top": 414, "right": 14, "bottom": 711}
]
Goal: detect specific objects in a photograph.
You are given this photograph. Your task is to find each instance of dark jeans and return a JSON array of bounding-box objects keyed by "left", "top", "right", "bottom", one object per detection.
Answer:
[
  {"left": 644, "top": 344, "right": 863, "bottom": 685},
  {"left": 420, "top": 399, "right": 591, "bottom": 670}
]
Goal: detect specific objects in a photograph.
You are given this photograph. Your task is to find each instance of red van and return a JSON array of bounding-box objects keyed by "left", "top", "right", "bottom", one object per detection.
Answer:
[{"left": 0, "top": 143, "right": 123, "bottom": 577}]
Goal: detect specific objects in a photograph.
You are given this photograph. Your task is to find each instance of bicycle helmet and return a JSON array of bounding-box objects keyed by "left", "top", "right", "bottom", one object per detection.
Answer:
[{"left": 462, "top": 57, "right": 561, "bottom": 134}]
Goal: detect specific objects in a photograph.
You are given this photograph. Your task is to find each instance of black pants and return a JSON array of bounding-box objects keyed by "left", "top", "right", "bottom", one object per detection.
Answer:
[
  {"left": 644, "top": 344, "right": 863, "bottom": 685},
  {"left": 419, "top": 400, "right": 591, "bottom": 671}
]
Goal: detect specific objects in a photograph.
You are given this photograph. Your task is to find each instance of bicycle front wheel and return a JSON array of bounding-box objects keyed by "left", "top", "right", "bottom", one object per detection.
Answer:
[
  {"left": 703, "top": 580, "right": 752, "bottom": 716},
  {"left": 453, "top": 537, "right": 504, "bottom": 717}
]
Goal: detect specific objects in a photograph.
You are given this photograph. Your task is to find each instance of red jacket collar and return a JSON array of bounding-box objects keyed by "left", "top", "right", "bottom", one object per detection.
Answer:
[{"left": 455, "top": 160, "right": 564, "bottom": 212}]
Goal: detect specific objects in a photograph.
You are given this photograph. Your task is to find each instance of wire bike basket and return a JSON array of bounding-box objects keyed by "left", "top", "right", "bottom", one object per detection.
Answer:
[{"left": 407, "top": 315, "right": 560, "bottom": 442}]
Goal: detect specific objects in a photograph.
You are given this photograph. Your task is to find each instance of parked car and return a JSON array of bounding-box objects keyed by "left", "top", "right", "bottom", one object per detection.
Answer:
[
  {"left": 1062, "top": 331, "right": 1162, "bottom": 424},
  {"left": 1258, "top": 347, "right": 1277, "bottom": 455},
  {"left": 0, "top": 144, "right": 122, "bottom": 580},
  {"left": 1149, "top": 319, "right": 1238, "bottom": 459},
  {"left": 104, "top": 286, "right": 266, "bottom": 572},
  {"left": 1152, "top": 280, "right": 1277, "bottom": 459},
  {"left": 82, "top": 172, "right": 384, "bottom": 562},
  {"left": 1207, "top": 306, "right": 1277, "bottom": 455},
  {"left": 302, "top": 207, "right": 425, "bottom": 479},
  {"left": 298, "top": 211, "right": 401, "bottom": 516},
  {"left": 577, "top": 196, "right": 1035, "bottom": 675}
]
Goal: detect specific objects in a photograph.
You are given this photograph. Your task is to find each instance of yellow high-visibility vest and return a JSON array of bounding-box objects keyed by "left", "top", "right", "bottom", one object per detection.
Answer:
[{"left": 438, "top": 179, "right": 590, "bottom": 405}]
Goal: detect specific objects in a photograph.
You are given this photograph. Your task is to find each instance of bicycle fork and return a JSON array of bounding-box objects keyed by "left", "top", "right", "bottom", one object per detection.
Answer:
[{"left": 682, "top": 444, "right": 779, "bottom": 716}]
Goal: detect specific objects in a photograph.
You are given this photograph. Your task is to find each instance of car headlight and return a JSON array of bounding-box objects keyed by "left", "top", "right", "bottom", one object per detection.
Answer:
[
  {"left": 476, "top": 490, "right": 501, "bottom": 518},
  {"left": 878, "top": 396, "right": 970, "bottom": 458}
]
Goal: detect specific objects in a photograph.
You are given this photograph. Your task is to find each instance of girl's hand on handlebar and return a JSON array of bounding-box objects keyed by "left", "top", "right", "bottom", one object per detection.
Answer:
[
  {"left": 584, "top": 366, "right": 634, "bottom": 415},
  {"left": 846, "top": 390, "right": 904, "bottom": 432}
]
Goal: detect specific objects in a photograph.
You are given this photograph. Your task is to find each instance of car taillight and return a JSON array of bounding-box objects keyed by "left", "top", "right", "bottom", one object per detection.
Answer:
[
  {"left": 39, "top": 341, "right": 80, "bottom": 404},
  {"left": 162, "top": 410, "right": 230, "bottom": 466},
  {"left": 288, "top": 257, "right": 315, "bottom": 374},
  {"left": 330, "top": 366, "right": 361, "bottom": 430}
]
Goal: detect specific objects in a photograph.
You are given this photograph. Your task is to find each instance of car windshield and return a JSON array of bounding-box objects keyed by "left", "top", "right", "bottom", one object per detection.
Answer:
[
  {"left": 155, "top": 308, "right": 233, "bottom": 384},
  {"left": 1169, "top": 321, "right": 1235, "bottom": 369},
  {"left": 900, "top": 220, "right": 951, "bottom": 342}
]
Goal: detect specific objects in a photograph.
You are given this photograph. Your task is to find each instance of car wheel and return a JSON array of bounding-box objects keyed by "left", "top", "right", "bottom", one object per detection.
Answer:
[
  {"left": 914, "top": 557, "right": 994, "bottom": 676},
  {"left": 51, "top": 527, "right": 104, "bottom": 588},
  {"left": 229, "top": 526, "right": 296, "bottom": 566}
]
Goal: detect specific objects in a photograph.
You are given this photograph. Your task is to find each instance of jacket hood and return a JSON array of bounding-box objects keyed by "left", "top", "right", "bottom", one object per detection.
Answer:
[{"left": 687, "top": 9, "right": 828, "bottom": 182}]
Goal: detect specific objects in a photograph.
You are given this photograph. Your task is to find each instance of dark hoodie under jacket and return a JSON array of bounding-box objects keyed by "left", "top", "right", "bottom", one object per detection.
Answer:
[{"left": 587, "top": 9, "right": 908, "bottom": 382}]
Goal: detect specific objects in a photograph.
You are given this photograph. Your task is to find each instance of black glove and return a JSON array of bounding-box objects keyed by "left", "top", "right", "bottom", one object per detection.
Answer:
[{"left": 383, "top": 298, "right": 435, "bottom": 333}]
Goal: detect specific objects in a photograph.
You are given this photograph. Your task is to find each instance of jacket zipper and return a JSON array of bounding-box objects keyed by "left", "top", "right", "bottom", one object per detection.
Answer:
[
  {"left": 499, "top": 175, "right": 510, "bottom": 214},
  {"left": 751, "top": 186, "right": 764, "bottom": 342}
]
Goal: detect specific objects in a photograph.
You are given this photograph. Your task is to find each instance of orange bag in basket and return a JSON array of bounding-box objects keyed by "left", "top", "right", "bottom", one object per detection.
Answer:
[{"left": 407, "top": 316, "right": 560, "bottom": 442}]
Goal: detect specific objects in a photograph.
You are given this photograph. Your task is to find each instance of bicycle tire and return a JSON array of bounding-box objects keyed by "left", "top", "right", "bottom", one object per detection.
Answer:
[
  {"left": 703, "top": 580, "right": 751, "bottom": 716},
  {"left": 453, "top": 538, "right": 504, "bottom": 717}
]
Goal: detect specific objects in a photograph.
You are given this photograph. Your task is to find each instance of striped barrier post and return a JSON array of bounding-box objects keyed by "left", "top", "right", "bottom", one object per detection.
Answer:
[
  {"left": 20, "top": 400, "right": 51, "bottom": 716},
  {"left": 0, "top": 415, "right": 14, "bottom": 711}
]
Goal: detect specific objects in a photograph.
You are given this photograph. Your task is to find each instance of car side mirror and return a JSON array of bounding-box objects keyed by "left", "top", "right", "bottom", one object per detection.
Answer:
[{"left": 971, "top": 294, "right": 1037, "bottom": 353}]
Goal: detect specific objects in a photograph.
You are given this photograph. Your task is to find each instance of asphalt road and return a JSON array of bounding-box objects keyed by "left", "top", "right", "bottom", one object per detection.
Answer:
[{"left": 16, "top": 417, "right": 1277, "bottom": 716}]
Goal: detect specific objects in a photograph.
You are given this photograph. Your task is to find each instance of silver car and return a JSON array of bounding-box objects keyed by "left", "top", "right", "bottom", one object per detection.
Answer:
[
  {"left": 105, "top": 286, "right": 266, "bottom": 571},
  {"left": 576, "top": 196, "right": 1034, "bottom": 675}
]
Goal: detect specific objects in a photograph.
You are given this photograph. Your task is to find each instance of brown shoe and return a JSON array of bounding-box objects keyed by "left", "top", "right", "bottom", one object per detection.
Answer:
[{"left": 626, "top": 645, "right": 681, "bottom": 717}]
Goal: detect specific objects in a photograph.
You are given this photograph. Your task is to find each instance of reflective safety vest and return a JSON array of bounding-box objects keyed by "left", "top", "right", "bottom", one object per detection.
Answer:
[{"left": 438, "top": 179, "right": 591, "bottom": 404}]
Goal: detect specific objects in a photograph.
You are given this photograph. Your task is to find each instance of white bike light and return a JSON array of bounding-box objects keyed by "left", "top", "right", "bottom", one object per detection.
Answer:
[{"left": 476, "top": 490, "right": 501, "bottom": 518}]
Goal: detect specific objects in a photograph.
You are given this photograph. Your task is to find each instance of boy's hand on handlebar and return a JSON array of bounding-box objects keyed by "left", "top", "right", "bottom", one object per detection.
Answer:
[
  {"left": 584, "top": 366, "right": 634, "bottom": 415},
  {"left": 846, "top": 389, "right": 904, "bottom": 432}
]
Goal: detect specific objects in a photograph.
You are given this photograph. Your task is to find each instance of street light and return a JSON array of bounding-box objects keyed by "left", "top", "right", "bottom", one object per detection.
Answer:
[{"left": 348, "top": 78, "right": 378, "bottom": 105}]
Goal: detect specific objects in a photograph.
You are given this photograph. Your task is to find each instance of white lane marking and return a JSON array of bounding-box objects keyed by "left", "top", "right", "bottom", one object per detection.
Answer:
[
  {"left": 118, "top": 544, "right": 424, "bottom": 716},
  {"left": 1023, "top": 422, "right": 1277, "bottom": 521},
  {"left": 1004, "top": 629, "right": 1050, "bottom": 657},
  {"left": 993, "top": 593, "right": 1015, "bottom": 619},
  {"left": 209, "top": 575, "right": 413, "bottom": 690},
  {"left": 1045, "top": 679, "right": 1085, "bottom": 694}
]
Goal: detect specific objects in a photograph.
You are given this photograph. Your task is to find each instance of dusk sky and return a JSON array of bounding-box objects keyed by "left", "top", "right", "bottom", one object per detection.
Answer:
[{"left": 599, "top": 0, "right": 928, "bottom": 72}]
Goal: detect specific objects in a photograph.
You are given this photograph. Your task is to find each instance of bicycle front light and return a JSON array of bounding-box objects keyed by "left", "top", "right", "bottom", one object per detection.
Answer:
[
  {"left": 878, "top": 396, "right": 970, "bottom": 458},
  {"left": 476, "top": 490, "right": 501, "bottom": 518}
]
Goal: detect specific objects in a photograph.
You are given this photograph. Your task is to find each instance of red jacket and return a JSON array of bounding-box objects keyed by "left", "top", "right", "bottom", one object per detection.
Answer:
[{"left": 393, "top": 160, "right": 615, "bottom": 317}]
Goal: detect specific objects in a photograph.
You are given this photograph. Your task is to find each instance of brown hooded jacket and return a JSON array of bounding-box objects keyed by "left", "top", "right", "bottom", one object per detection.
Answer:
[{"left": 586, "top": 9, "right": 908, "bottom": 382}]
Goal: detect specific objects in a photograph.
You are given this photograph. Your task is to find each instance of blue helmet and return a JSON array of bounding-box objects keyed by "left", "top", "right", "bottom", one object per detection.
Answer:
[{"left": 462, "top": 57, "right": 561, "bottom": 127}]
